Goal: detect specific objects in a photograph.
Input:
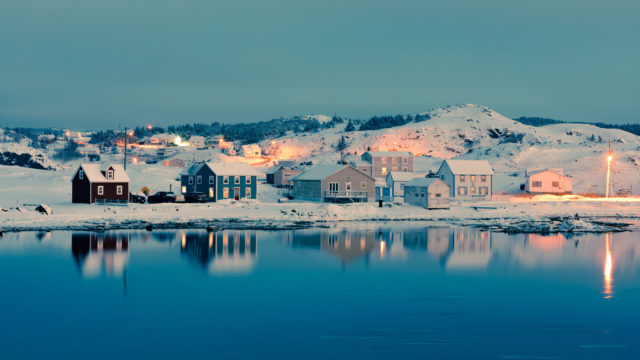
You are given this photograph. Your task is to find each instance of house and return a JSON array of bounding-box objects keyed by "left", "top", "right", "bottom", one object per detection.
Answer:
[
  {"left": 72, "top": 164, "right": 130, "bottom": 204},
  {"left": 274, "top": 167, "right": 302, "bottom": 188},
  {"left": 436, "top": 159, "right": 493, "bottom": 201},
  {"left": 179, "top": 162, "right": 259, "bottom": 201},
  {"left": 404, "top": 177, "right": 450, "bottom": 209},
  {"left": 360, "top": 151, "right": 414, "bottom": 179},
  {"left": 266, "top": 166, "right": 279, "bottom": 184},
  {"left": 290, "top": 164, "right": 375, "bottom": 202},
  {"left": 242, "top": 144, "right": 262, "bottom": 158},
  {"left": 525, "top": 169, "right": 572, "bottom": 194},
  {"left": 277, "top": 159, "right": 297, "bottom": 168},
  {"left": 189, "top": 136, "right": 206, "bottom": 148},
  {"left": 386, "top": 171, "right": 417, "bottom": 200}
]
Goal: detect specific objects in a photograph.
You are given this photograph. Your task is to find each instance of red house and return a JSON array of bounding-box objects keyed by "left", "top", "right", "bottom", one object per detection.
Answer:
[{"left": 72, "top": 164, "right": 130, "bottom": 204}]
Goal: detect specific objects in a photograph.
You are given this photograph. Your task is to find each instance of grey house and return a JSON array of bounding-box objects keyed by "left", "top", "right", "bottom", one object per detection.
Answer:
[
  {"left": 436, "top": 160, "right": 493, "bottom": 201},
  {"left": 290, "top": 164, "right": 375, "bottom": 202},
  {"left": 404, "top": 177, "right": 450, "bottom": 209},
  {"left": 361, "top": 151, "right": 414, "bottom": 179}
]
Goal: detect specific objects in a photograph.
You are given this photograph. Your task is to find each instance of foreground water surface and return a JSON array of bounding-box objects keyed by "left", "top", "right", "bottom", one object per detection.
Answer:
[{"left": 0, "top": 224, "right": 639, "bottom": 359}]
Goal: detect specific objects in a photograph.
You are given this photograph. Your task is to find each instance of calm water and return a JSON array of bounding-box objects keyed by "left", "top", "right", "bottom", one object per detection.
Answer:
[{"left": 1, "top": 224, "right": 639, "bottom": 359}]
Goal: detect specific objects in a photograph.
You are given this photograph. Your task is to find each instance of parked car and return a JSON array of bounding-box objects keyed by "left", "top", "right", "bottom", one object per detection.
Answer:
[
  {"left": 147, "top": 191, "right": 177, "bottom": 204},
  {"left": 184, "top": 193, "right": 207, "bottom": 203},
  {"left": 129, "top": 193, "right": 146, "bottom": 204}
]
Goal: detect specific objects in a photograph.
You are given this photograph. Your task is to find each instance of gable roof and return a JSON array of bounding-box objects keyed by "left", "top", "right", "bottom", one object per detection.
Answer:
[
  {"left": 180, "top": 162, "right": 206, "bottom": 176},
  {"left": 406, "top": 177, "right": 446, "bottom": 188},
  {"left": 292, "top": 164, "right": 375, "bottom": 181},
  {"left": 206, "top": 162, "right": 261, "bottom": 176},
  {"left": 441, "top": 160, "right": 494, "bottom": 175},
  {"left": 527, "top": 169, "right": 568, "bottom": 178},
  {"left": 364, "top": 151, "right": 413, "bottom": 157},
  {"left": 387, "top": 171, "right": 416, "bottom": 182},
  {"left": 241, "top": 144, "right": 261, "bottom": 151},
  {"left": 76, "top": 163, "right": 130, "bottom": 183}
]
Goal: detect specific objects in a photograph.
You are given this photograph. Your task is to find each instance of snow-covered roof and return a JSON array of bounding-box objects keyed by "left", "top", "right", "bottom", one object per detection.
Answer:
[
  {"left": 265, "top": 166, "right": 281, "bottom": 174},
  {"left": 180, "top": 162, "right": 205, "bottom": 176},
  {"left": 443, "top": 160, "right": 494, "bottom": 175},
  {"left": 387, "top": 171, "right": 416, "bottom": 182},
  {"left": 290, "top": 164, "right": 346, "bottom": 181},
  {"left": 206, "top": 162, "right": 261, "bottom": 176},
  {"left": 405, "top": 177, "right": 445, "bottom": 188},
  {"left": 364, "top": 151, "right": 413, "bottom": 157},
  {"left": 77, "top": 163, "right": 130, "bottom": 183},
  {"left": 527, "top": 168, "right": 567, "bottom": 178},
  {"left": 242, "top": 144, "right": 261, "bottom": 151}
]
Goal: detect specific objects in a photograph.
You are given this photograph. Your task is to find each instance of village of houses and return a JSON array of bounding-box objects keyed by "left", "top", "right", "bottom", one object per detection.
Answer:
[{"left": 3, "top": 127, "right": 637, "bottom": 233}]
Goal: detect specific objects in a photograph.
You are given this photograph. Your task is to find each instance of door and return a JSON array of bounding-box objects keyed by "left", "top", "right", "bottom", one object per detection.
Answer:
[
  {"left": 234, "top": 187, "right": 240, "bottom": 200},
  {"left": 345, "top": 182, "right": 351, "bottom": 196}
]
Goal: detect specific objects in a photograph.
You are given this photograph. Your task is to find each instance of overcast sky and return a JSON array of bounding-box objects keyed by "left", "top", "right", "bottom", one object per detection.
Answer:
[{"left": 1, "top": 0, "right": 639, "bottom": 129}]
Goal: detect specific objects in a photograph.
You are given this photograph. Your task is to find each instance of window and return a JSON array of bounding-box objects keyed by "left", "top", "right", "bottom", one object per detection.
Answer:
[
  {"left": 552, "top": 181, "right": 559, "bottom": 187},
  {"left": 188, "top": 176, "right": 194, "bottom": 185},
  {"left": 471, "top": 175, "right": 476, "bottom": 182},
  {"left": 234, "top": 176, "right": 240, "bottom": 184},
  {"left": 361, "top": 182, "right": 366, "bottom": 189},
  {"left": 97, "top": 186, "right": 104, "bottom": 195},
  {"left": 223, "top": 188, "right": 229, "bottom": 198},
  {"left": 458, "top": 187, "right": 467, "bottom": 195},
  {"left": 479, "top": 187, "right": 488, "bottom": 195},
  {"left": 460, "top": 175, "right": 465, "bottom": 182},
  {"left": 532, "top": 181, "right": 542, "bottom": 188},
  {"left": 223, "top": 176, "right": 229, "bottom": 184},
  {"left": 471, "top": 187, "right": 476, "bottom": 195},
  {"left": 381, "top": 167, "right": 387, "bottom": 175},
  {"left": 209, "top": 187, "right": 214, "bottom": 198},
  {"left": 400, "top": 184, "right": 405, "bottom": 190},
  {"left": 209, "top": 176, "right": 214, "bottom": 184},
  {"left": 440, "top": 175, "right": 445, "bottom": 180},
  {"left": 246, "top": 176, "right": 251, "bottom": 184},
  {"left": 182, "top": 186, "right": 187, "bottom": 194},
  {"left": 107, "top": 170, "right": 114, "bottom": 180},
  {"left": 420, "top": 193, "right": 425, "bottom": 197},
  {"left": 345, "top": 182, "right": 351, "bottom": 191},
  {"left": 329, "top": 182, "right": 338, "bottom": 192},
  {"left": 392, "top": 158, "right": 396, "bottom": 164},
  {"left": 245, "top": 187, "right": 252, "bottom": 198},
  {"left": 481, "top": 175, "right": 487, "bottom": 182},
  {"left": 79, "top": 170, "right": 84, "bottom": 180},
  {"left": 435, "top": 193, "right": 441, "bottom": 198},
  {"left": 403, "top": 167, "right": 408, "bottom": 172},
  {"left": 117, "top": 185, "right": 123, "bottom": 195},
  {"left": 197, "top": 175, "right": 202, "bottom": 184},
  {"left": 381, "top": 157, "right": 386, "bottom": 164},
  {"left": 403, "top": 157, "right": 408, "bottom": 163}
]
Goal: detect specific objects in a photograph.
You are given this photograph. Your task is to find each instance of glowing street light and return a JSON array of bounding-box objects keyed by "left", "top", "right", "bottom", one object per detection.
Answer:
[
  {"left": 606, "top": 141, "right": 613, "bottom": 198},
  {"left": 147, "top": 124, "right": 152, "bottom": 130}
]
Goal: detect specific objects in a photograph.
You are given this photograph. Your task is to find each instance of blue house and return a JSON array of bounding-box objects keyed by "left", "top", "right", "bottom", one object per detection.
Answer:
[{"left": 180, "top": 162, "right": 259, "bottom": 202}]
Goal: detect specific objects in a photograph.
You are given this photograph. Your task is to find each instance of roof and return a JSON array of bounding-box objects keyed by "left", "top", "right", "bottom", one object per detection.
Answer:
[
  {"left": 180, "top": 162, "right": 206, "bottom": 176},
  {"left": 77, "top": 163, "right": 130, "bottom": 183},
  {"left": 527, "top": 169, "right": 568, "bottom": 178},
  {"left": 266, "top": 166, "right": 281, "bottom": 174},
  {"left": 387, "top": 171, "right": 416, "bottom": 182},
  {"left": 405, "top": 177, "right": 445, "bottom": 188},
  {"left": 364, "top": 151, "right": 413, "bottom": 157},
  {"left": 206, "top": 162, "right": 261, "bottom": 176},
  {"left": 242, "top": 144, "right": 261, "bottom": 151},
  {"left": 290, "top": 164, "right": 348, "bottom": 181},
  {"left": 442, "top": 160, "right": 494, "bottom": 175}
]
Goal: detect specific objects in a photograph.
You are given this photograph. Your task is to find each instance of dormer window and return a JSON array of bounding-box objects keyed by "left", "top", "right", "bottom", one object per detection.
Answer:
[
  {"left": 79, "top": 170, "right": 84, "bottom": 180},
  {"left": 107, "top": 169, "right": 114, "bottom": 180}
]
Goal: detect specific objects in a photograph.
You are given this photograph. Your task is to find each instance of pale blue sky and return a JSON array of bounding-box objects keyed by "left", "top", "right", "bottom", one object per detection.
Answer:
[{"left": 1, "top": 0, "right": 638, "bottom": 129}]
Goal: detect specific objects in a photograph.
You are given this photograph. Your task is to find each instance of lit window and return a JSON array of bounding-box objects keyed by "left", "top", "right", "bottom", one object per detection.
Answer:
[
  {"left": 117, "top": 185, "right": 123, "bottom": 195},
  {"left": 223, "top": 188, "right": 229, "bottom": 198},
  {"left": 481, "top": 175, "right": 487, "bottom": 182},
  {"left": 471, "top": 187, "right": 476, "bottom": 195},
  {"left": 181, "top": 186, "right": 187, "bottom": 193},
  {"left": 97, "top": 186, "right": 104, "bottom": 195},
  {"left": 471, "top": 175, "right": 476, "bottom": 182},
  {"left": 460, "top": 175, "right": 465, "bottom": 182},
  {"left": 382, "top": 167, "right": 387, "bottom": 175},
  {"left": 79, "top": 170, "right": 84, "bottom": 180},
  {"left": 458, "top": 187, "right": 467, "bottom": 195}
]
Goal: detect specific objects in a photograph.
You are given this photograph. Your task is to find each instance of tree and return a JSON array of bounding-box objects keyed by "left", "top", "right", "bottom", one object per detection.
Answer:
[{"left": 344, "top": 120, "right": 355, "bottom": 132}]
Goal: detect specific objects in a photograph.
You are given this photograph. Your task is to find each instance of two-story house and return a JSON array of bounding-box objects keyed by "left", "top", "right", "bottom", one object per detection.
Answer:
[
  {"left": 360, "top": 151, "right": 414, "bottom": 179},
  {"left": 436, "top": 159, "right": 493, "bottom": 201},
  {"left": 180, "top": 162, "right": 259, "bottom": 201}
]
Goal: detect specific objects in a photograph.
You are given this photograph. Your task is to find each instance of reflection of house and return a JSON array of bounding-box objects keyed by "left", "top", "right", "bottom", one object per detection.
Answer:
[
  {"left": 71, "top": 163, "right": 130, "bottom": 204},
  {"left": 180, "top": 231, "right": 257, "bottom": 275},
  {"left": 242, "top": 144, "right": 262, "bottom": 158},
  {"left": 290, "top": 164, "right": 375, "bottom": 202},
  {"left": 525, "top": 169, "right": 572, "bottom": 194},
  {"left": 436, "top": 160, "right": 493, "bottom": 201},
  {"left": 446, "top": 228, "right": 492, "bottom": 269},
  {"left": 71, "top": 232, "right": 129, "bottom": 277},
  {"left": 289, "top": 229, "right": 377, "bottom": 265},
  {"left": 525, "top": 233, "right": 567, "bottom": 252},
  {"left": 404, "top": 177, "right": 450, "bottom": 209}
]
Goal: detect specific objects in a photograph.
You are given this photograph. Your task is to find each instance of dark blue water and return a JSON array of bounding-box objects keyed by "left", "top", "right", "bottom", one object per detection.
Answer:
[{"left": 1, "top": 225, "right": 638, "bottom": 359}]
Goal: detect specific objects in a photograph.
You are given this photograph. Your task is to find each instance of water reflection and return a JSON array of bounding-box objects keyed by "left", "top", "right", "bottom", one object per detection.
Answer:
[
  {"left": 71, "top": 232, "right": 129, "bottom": 277},
  {"left": 180, "top": 231, "right": 257, "bottom": 275},
  {"left": 604, "top": 232, "right": 614, "bottom": 298}
]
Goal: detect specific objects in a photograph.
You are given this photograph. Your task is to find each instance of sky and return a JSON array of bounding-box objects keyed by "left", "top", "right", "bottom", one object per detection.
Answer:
[{"left": 0, "top": 0, "right": 639, "bottom": 129}]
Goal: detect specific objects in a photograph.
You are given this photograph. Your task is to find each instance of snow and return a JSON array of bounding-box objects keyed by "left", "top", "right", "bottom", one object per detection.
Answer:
[
  {"left": 77, "top": 163, "right": 130, "bottom": 183},
  {"left": 290, "top": 164, "right": 345, "bottom": 181},
  {"left": 388, "top": 171, "right": 417, "bottom": 182},
  {"left": 405, "top": 177, "right": 442, "bottom": 187},
  {"left": 442, "top": 159, "right": 494, "bottom": 175},
  {"left": 207, "top": 162, "right": 261, "bottom": 176}
]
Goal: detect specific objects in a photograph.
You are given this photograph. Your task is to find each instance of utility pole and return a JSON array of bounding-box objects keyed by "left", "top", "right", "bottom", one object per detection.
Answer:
[
  {"left": 124, "top": 127, "right": 128, "bottom": 171},
  {"left": 605, "top": 140, "right": 612, "bottom": 198}
]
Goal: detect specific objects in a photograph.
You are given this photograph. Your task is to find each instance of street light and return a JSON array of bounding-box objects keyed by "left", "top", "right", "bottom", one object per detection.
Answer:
[{"left": 606, "top": 141, "right": 613, "bottom": 198}]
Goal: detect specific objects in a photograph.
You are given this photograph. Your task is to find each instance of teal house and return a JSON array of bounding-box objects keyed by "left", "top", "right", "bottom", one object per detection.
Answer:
[{"left": 180, "top": 162, "right": 259, "bottom": 201}]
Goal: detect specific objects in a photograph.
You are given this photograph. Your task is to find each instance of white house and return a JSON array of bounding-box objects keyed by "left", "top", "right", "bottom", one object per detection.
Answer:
[
  {"left": 436, "top": 159, "right": 493, "bottom": 201},
  {"left": 386, "top": 171, "right": 417, "bottom": 200},
  {"left": 242, "top": 144, "right": 261, "bottom": 158},
  {"left": 404, "top": 177, "right": 450, "bottom": 209},
  {"left": 525, "top": 169, "right": 572, "bottom": 194}
]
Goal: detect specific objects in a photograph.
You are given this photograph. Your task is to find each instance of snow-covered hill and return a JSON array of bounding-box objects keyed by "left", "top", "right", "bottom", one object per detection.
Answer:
[
  {"left": 0, "top": 129, "right": 56, "bottom": 170},
  {"left": 258, "top": 104, "right": 640, "bottom": 195}
]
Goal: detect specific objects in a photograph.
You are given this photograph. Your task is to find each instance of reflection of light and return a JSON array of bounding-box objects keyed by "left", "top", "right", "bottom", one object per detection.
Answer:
[
  {"left": 604, "top": 232, "right": 613, "bottom": 298},
  {"left": 380, "top": 241, "right": 386, "bottom": 258},
  {"left": 209, "top": 232, "right": 213, "bottom": 248},
  {"left": 181, "top": 233, "right": 186, "bottom": 248}
]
